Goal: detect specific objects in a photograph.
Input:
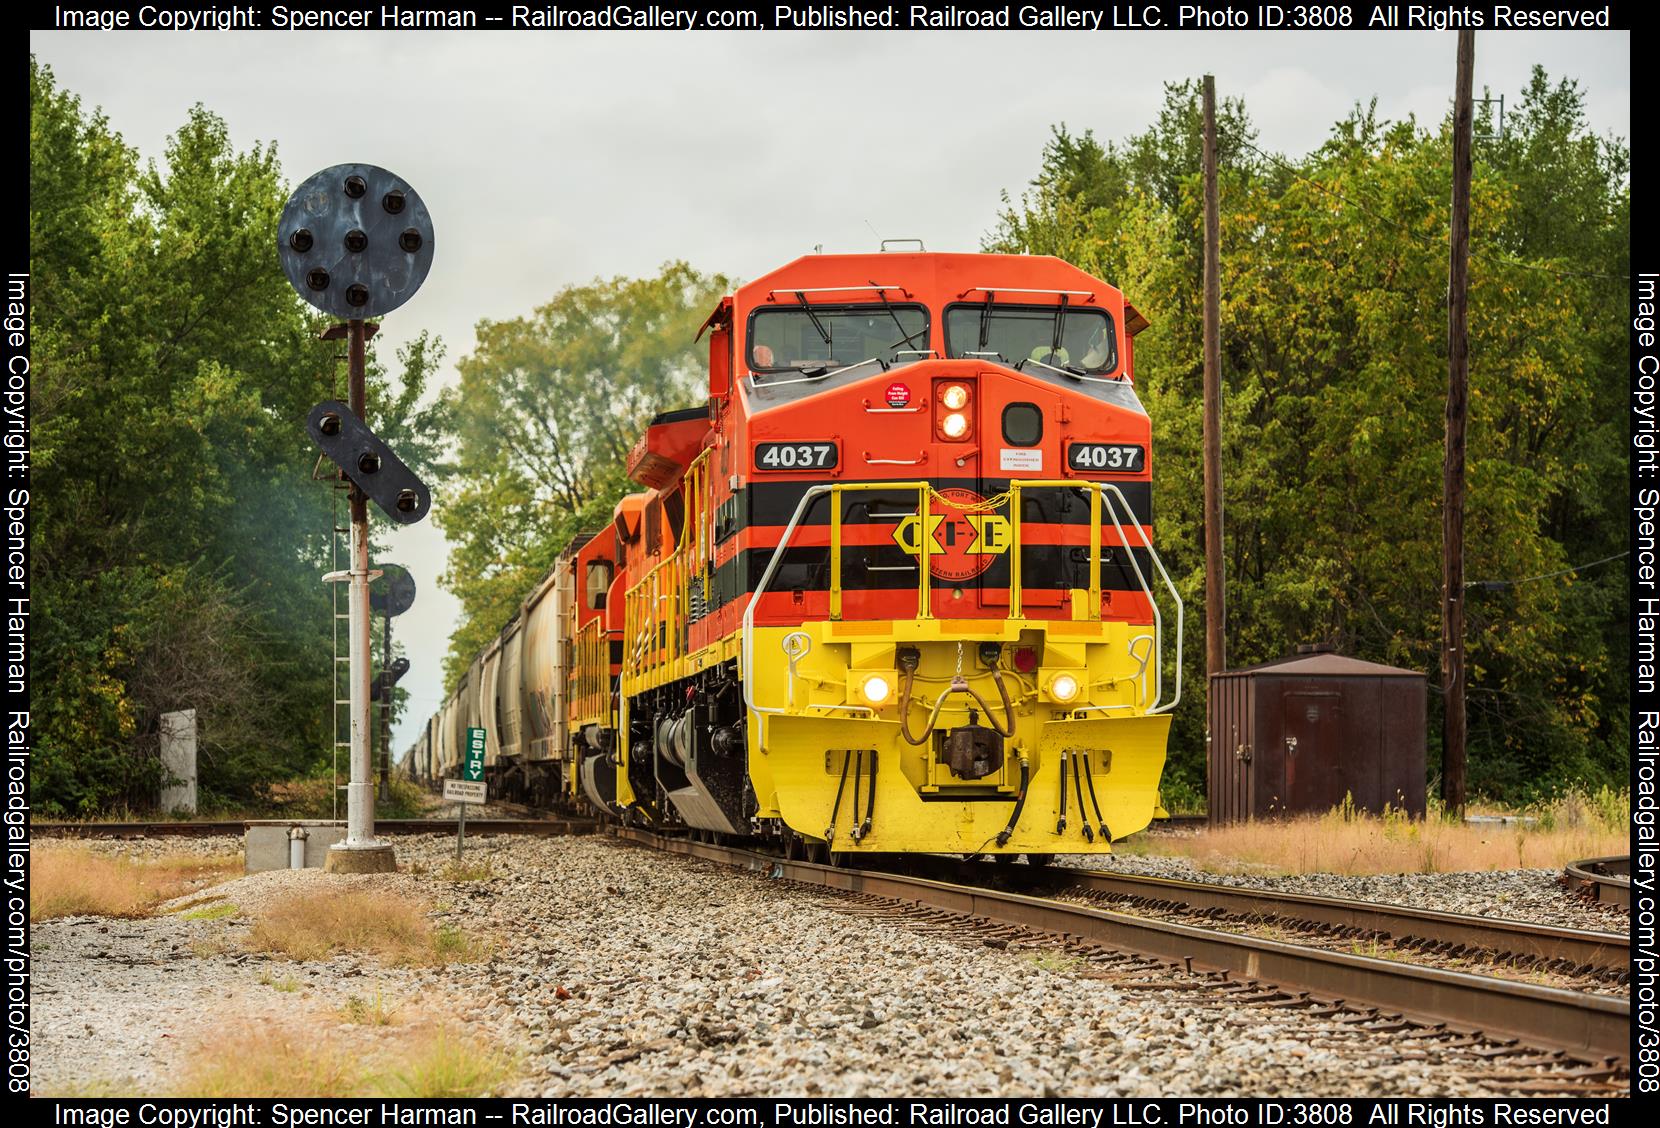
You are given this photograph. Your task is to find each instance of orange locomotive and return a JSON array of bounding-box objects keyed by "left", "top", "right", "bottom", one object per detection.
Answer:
[{"left": 423, "top": 251, "right": 1183, "bottom": 858}]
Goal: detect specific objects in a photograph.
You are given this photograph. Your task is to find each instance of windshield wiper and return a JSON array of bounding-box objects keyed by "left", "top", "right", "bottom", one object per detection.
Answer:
[
  {"left": 978, "top": 290, "right": 994, "bottom": 351},
  {"left": 795, "top": 291, "right": 831, "bottom": 346},
  {"left": 1017, "top": 355, "right": 1082, "bottom": 381},
  {"left": 870, "top": 281, "right": 925, "bottom": 356},
  {"left": 1049, "top": 294, "right": 1069, "bottom": 359}
]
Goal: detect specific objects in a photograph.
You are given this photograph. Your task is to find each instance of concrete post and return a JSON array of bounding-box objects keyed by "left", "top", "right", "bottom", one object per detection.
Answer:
[{"left": 159, "top": 709, "right": 197, "bottom": 815}]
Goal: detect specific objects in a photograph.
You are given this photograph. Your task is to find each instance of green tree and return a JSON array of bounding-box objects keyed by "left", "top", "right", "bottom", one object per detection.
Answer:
[
  {"left": 29, "top": 60, "right": 443, "bottom": 812},
  {"left": 438, "top": 263, "right": 730, "bottom": 685},
  {"left": 990, "top": 73, "right": 1628, "bottom": 804}
]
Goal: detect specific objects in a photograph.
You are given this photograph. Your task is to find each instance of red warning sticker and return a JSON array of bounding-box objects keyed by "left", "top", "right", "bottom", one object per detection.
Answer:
[{"left": 884, "top": 382, "right": 912, "bottom": 408}]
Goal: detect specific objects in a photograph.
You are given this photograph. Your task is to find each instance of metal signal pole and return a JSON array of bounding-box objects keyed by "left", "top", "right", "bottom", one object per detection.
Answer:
[
  {"left": 281, "top": 163, "right": 433, "bottom": 874},
  {"left": 1202, "top": 75, "right": 1226, "bottom": 677},
  {"left": 1442, "top": 31, "right": 1475, "bottom": 812},
  {"left": 344, "top": 318, "right": 385, "bottom": 855}
]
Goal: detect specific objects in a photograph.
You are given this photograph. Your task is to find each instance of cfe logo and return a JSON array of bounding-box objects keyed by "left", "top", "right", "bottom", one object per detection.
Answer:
[{"left": 890, "top": 488, "right": 1012, "bottom": 581}]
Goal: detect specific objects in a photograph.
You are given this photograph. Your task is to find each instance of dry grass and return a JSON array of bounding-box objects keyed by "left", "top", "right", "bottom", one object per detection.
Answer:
[
  {"left": 439, "top": 859, "right": 495, "bottom": 882},
  {"left": 379, "top": 1027, "right": 518, "bottom": 1098},
  {"left": 245, "top": 889, "right": 486, "bottom": 966},
  {"left": 339, "top": 990, "right": 401, "bottom": 1026},
  {"left": 30, "top": 846, "right": 241, "bottom": 920},
  {"left": 171, "top": 1018, "right": 516, "bottom": 1097},
  {"left": 171, "top": 1024, "right": 365, "bottom": 1098},
  {"left": 1124, "top": 789, "right": 1629, "bottom": 875}
]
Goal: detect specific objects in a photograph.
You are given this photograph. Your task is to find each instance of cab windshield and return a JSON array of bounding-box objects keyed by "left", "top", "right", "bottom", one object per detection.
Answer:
[
  {"left": 944, "top": 303, "right": 1117, "bottom": 375},
  {"left": 748, "top": 303, "right": 929, "bottom": 374}
]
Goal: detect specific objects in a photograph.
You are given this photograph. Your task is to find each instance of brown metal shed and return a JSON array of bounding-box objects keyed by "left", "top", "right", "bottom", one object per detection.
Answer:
[{"left": 1208, "top": 650, "right": 1427, "bottom": 822}]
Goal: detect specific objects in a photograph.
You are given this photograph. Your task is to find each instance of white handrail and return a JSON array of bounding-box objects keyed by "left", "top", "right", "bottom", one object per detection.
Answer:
[{"left": 767, "top": 285, "right": 912, "bottom": 299}]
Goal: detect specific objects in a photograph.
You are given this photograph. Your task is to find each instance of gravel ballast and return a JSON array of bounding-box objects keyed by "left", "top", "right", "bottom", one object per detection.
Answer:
[
  {"left": 1063, "top": 851, "right": 1627, "bottom": 933},
  {"left": 30, "top": 832, "right": 1624, "bottom": 1097}
]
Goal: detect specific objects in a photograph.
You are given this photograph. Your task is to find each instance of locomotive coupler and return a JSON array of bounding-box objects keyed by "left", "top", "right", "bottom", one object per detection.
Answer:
[{"left": 941, "top": 720, "right": 1005, "bottom": 780}]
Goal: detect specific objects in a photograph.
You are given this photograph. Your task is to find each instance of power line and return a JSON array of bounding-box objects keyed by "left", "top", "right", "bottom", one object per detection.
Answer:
[
  {"left": 1465, "top": 550, "right": 1629, "bottom": 590},
  {"left": 1235, "top": 137, "right": 1630, "bottom": 284}
]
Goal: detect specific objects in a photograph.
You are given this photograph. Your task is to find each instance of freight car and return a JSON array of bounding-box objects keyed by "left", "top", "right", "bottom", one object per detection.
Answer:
[{"left": 421, "top": 250, "right": 1183, "bottom": 859}]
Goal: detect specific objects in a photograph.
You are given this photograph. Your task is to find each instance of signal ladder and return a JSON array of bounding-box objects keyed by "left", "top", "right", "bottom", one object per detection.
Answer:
[{"left": 331, "top": 486, "right": 351, "bottom": 821}]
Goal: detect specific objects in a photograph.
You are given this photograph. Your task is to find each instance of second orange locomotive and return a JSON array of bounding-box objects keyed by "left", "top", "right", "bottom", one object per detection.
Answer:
[{"left": 418, "top": 250, "right": 1184, "bottom": 858}]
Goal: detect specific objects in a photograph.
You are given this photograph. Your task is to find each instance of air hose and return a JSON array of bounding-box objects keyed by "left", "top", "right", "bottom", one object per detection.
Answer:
[
  {"left": 825, "top": 749, "right": 852, "bottom": 845},
  {"left": 1056, "top": 749, "right": 1069, "bottom": 835},
  {"left": 1071, "top": 752, "right": 1093, "bottom": 842},
  {"left": 856, "top": 749, "right": 877, "bottom": 840},
  {"left": 850, "top": 750, "right": 863, "bottom": 842},
  {"left": 897, "top": 665, "right": 1018, "bottom": 745},
  {"left": 994, "top": 755, "right": 1031, "bottom": 847},
  {"left": 1082, "top": 752, "right": 1110, "bottom": 842}
]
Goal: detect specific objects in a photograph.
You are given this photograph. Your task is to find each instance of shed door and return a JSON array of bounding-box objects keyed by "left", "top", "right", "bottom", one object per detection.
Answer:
[{"left": 1281, "top": 692, "right": 1342, "bottom": 812}]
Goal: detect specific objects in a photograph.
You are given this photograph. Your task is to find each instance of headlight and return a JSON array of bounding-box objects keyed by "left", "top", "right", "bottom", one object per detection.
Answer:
[
  {"left": 1049, "top": 673, "right": 1079, "bottom": 702},
  {"left": 862, "top": 674, "right": 892, "bottom": 705},
  {"left": 941, "top": 384, "right": 970, "bottom": 410},
  {"left": 942, "top": 412, "right": 969, "bottom": 438}
]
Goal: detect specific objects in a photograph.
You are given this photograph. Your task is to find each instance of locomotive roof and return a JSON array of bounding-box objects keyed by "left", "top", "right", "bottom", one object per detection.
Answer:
[{"left": 735, "top": 251, "right": 1130, "bottom": 309}]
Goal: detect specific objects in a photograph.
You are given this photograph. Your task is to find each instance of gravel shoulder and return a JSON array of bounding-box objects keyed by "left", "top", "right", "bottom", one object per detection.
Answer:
[{"left": 31, "top": 833, "right": 1625, "bottom": 1097}]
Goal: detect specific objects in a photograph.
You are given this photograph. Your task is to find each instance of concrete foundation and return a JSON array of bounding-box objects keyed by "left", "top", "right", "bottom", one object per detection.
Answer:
[
  {"left": 243, "top": 821, "right": 347, "bottom": 872},
  {"left": 323, "top": 843, "right": 399, "bottom": 873}
]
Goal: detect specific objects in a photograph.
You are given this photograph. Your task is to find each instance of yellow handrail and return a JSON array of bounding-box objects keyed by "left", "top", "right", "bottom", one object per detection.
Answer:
[
  {"left": 621, "top": 450, "right": 712, "bottom": 689},
  {"left": 819, "top": 480, "right": 1144, "bottom": 624}
]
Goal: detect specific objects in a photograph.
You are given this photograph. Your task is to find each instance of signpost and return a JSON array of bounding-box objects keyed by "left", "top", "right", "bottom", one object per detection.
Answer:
[{"left": 449, "top": 727, "right": 489, "bottom": 859}]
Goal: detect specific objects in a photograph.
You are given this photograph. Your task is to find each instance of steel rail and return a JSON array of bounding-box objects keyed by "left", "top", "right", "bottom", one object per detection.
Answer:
[
  {"left": 616, "top": 827, "right": 1630, "bottom": 1063},
  {"left": 34, "top": 819, "right": 597, "bottom": 839},
  {"left": 1565, "top": 856, "right": 1632, "bottom": 910},
  {"left": 939, "top": 859, "right": 1629, "bottom": 972}
]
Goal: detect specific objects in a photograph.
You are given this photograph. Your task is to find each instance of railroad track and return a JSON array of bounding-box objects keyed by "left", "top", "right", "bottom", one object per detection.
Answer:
[
  {"left": 1566, "top": 855, "right": 1632, "bottom": 910},
  {"left": 615, "top": 826, "right": 1630, "bottom": 1068},
  {"left": 32, "top": 818, "right": 597, "bottom": 838},
  {"left": 925, "top": 857, "right": 1627, "bottom": 978}
]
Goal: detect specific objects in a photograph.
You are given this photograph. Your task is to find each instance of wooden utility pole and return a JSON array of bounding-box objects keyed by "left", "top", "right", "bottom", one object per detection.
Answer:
[
  {"left": 1202, "top": 75, "right": 1226, "bottom": 677},
  {"left": 1442, "top": 32, "right": 1475, "bottom": 811}
]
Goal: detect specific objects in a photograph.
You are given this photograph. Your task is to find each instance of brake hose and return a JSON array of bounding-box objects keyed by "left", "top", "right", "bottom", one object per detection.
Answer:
[
  {"left": 1056, "top": 749, "right": 1069, "bottom": 835},
  {"left": 857, "top": 749, "right": 877, "bottom": 840},
  {"left": 1082, "top": 752, "right": 1110, "bottom": 842},
  {"left": 995, "top": 755, "right": 1030, "bottom": 847},
  {"left": 897, "top": 665, "right": 1018, "bottom": 744},
  {"left": 850, "top": 750, "right": 862, "bottom": 843},
  {"left": 1072, "top": 752, "right": 1094, "bottom": 843},
  {"left": 825, "top": 750, "right": 852, "bottom": 845}
]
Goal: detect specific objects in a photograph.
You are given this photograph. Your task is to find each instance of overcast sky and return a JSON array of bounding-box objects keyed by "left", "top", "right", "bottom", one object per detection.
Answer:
[{"left": 30, "top": 28, "right": 1630, "bottom": 756}]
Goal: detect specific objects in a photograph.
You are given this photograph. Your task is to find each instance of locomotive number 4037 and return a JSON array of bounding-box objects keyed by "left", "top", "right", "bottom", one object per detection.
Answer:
[
  {"left": 1068, "top": 442, "right": 1145, "bottom": 473},
  {"left": 755, "top": 442, "right": 838, "bottom": 471}
]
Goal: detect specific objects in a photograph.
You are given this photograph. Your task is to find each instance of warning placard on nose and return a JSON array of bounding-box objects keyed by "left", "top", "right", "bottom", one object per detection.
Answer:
[{"left": 890, "top": 488, "right": 1011, "bottom": 581}]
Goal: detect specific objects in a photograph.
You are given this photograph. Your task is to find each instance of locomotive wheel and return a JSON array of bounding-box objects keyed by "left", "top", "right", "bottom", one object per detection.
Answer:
[
  {"left": 1026, "top": 853, "right": 1055, "bottom": 867},
  {"left": 807, "top": 842, "right": 830, "bottom": 865},
  {"left": 995, "top": 853, "right": 1017, "bottom": 865},
  {"left": 784, "top": 835, "right": 804, "bottom": 861}
]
